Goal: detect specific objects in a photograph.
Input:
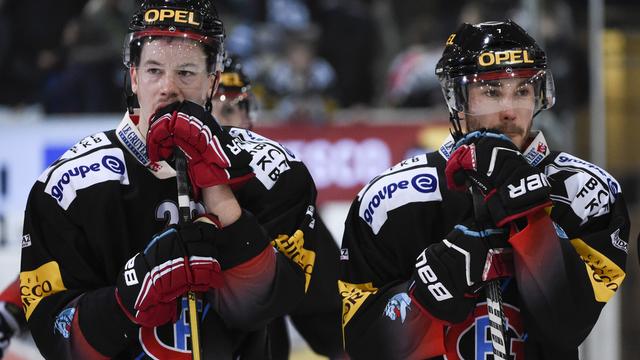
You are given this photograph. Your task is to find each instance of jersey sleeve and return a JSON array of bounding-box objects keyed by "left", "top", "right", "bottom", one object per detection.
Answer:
[
  {"left": 218, "top": 129, "right": 335, "bottom": 334},
  {"left": 262, "top": 164, "right": 343, "bottom": 357},
  {"left": 338, "top": 161, "right": 453, "bottom": 359},
  {"left": 20, "top": 181, "right": 138, "bottom": 359},
  {"left": 508, "top": 156, "right": 630, "bottom": 350}
]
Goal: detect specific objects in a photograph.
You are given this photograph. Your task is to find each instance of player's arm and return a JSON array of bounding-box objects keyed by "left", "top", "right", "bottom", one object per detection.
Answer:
[
  {"left": 209, "top": 161, "right": 322, "bottom": 329},
  {"left": 198, "top": 184, "right": 285, "bottom": 330},
  {"left": 256, "top": 161, "right": 342, "bottom": 356},
  {"left": 226, "top": 131, "right": 343, "bottom": 355},
  {"left": 508, "top": 168, "right": 630, "bottom": 350},
  {"left": 339, "top": 193, "right": 451, "bottom": 359},
  {"left": 20, "top": 186, "right": 133, "bottom": 359}
]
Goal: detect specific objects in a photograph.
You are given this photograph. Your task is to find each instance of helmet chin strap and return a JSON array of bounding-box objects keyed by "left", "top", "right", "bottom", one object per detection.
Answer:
[
  {"left": 448, "top": 110, "right": 464, "bottom": 142},
  {"left": 205, "top": 86, "right": 214, "bottom": 113},
  {"left": 124, "top": 72, "right": 137, "bottom": 115},
  {"left": 205, "top": 72, "right": 220, "bottom": 113}
]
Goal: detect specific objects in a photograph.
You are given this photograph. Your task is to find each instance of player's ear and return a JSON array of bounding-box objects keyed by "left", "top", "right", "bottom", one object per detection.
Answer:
[
  {"left": 130, "top": 66, "right": 139, "bottom": 94},
  {"left": 209, "top": 71, "right": 220, "bottom": 98}
]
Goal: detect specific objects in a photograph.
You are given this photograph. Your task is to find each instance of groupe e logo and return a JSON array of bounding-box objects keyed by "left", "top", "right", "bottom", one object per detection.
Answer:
[
  {"left": 50, "top": 155, "right": 125, "bottom": 202},
  {"left": 363, "top": 173, "right": 437, "bottom": 225},
  {"left": 412, "top": 174, "right": 438, "bottom": 193}
]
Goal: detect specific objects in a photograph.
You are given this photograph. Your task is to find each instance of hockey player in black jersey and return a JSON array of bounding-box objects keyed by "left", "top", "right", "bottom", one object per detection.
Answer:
[
  {"left": 339, "top": 20, "right": 630, "bottom": 359},
  {"left": 19, "top": 0, "right": 340, "bottom": 358}
]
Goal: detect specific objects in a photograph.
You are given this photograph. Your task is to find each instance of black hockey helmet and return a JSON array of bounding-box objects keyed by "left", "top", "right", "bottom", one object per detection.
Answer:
[
  {"left": 435, "top": 20, "right": 555, "bottom": 139},
  {"left": 123, "top": 0, "right": 226, "bottom": 113},
  {"left": 214, "top": 55, "right": 256, "bottom": 124},
  {"left": 123, "top": 0, "right": 225, "bottom": 73},
  {"left": 217, "top": 55, "right": 251, "bottom": 99}
]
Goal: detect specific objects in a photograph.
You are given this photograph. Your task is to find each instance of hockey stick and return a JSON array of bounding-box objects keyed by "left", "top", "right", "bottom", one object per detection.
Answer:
[
  {"left": 471, "top": 190, "right": 508, "bottom": 360},
  {"left": 175, "top": 148, "right": 202, "bottom": 360}
]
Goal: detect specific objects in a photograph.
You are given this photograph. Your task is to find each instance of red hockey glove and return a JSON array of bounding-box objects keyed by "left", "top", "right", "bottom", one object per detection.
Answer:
[
  {"left": 147, "top": 101, "right": 254, "bottom": 189},
  {"left": 0, "top": 301, "right": 25, "bottom": 357},
  {"left": 445, "top": 129, "right": 552, "bottom": 227},
  {"left": 409, "top": 219, "right": 512, "bottom": 323},
  {"left": 115, "top": 217, "right": 223, "bottom": 328}
]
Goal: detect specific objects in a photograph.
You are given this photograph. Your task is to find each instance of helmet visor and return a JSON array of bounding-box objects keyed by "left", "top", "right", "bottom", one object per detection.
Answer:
[
  {"left": 442, "top": 68, "right": 555, "bottom": 116},
  {"left": 123, "top": 30, "right": 224, "bottom": 72}
]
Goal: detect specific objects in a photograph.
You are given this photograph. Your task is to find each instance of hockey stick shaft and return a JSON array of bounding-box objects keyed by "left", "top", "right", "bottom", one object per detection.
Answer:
[
  {"left": 486, "top": 281, "right": 508, "bottom": 359},
  {"left": 471, "top": 190, "right": 508, "bottom": 360},
  {"left": 175, "top": 149, "right": 202, "bottom": 360}
]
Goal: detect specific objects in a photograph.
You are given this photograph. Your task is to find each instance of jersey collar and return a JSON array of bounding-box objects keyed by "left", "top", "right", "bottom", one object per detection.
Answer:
[
  {"left": 438, "top": 130, "right": 550, "bottom": 166},
  {"left": 116, "top": 113, "right": 176, "bottom": 179},
  {"left": 520, "top": 131, "right": 550, "bottom": 166}
]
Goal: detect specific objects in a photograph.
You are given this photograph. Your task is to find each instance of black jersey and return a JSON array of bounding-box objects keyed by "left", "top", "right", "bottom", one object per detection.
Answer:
[
  {"left": 20, "top": 114, "right": 340, "bottom": 359},
  {"left": 339, "top": 131, "right": 630, "bottom": 359}
]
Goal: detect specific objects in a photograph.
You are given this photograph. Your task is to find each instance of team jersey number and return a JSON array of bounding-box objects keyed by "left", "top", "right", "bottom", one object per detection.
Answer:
[{"left": 156, "top": 200, "right": 206, "bottom": 225}]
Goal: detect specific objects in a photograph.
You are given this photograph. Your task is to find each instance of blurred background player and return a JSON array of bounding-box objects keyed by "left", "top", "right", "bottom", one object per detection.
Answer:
[{"left": 212, "top": 55, "right": 257, "bottom": 130}]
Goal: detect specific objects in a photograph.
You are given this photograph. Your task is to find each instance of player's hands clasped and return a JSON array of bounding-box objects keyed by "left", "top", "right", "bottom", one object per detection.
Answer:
[
  {"left": 409, "top": 219, "right": 512, "bottom": 322},
  {"left": 115, "top": 217, "right": 223, "bottom": 327}
]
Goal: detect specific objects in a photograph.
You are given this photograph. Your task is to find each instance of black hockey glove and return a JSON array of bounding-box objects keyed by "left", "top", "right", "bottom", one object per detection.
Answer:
[
  {"left": 115, "top": 217, "right": 223, "bottom": 328},
  {"left": 445, "top": 129, "right": 552, "bottom": 227},
  {"left": 0, "top": 301, "right": 25, "bottom": 357},
  {"left": 409, "top": 219, "right": 513, "bottom": 323}
]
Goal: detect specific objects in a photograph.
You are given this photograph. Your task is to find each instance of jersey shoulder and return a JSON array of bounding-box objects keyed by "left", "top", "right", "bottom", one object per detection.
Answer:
[
  {"left": 356, "top": 153, "right": 443, "bottom": 235},
  {"left": 228, "top": 127, "right": 302, "bottom": 190},
  {"left": 35, "top": 130, "right": 130, "bottom": 210},
  {"left": 545, "top": 151, "right": 621, "bottom": 195},
  {"left": 544, "top": 151, "right": 622, "bottom": 224}
]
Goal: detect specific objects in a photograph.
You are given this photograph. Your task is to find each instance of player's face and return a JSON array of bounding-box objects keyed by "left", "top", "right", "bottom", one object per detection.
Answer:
[
  {"left": 212, "top": 98, "right": 253, "bottom": 130},
  {"left": 130, "top": 37, "right": 214, "bottom": 134},
  {"left": 461, "top": 77, "right": 535, "bottom": 149}
]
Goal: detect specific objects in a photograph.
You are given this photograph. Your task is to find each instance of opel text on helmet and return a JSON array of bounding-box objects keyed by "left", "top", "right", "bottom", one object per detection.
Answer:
[{"left": 123, "top": 0, "right": 225, "bottom": 72}]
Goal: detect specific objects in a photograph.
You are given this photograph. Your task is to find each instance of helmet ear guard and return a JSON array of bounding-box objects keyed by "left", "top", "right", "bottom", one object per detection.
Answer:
[
  {"left": 542, "top": 72, "right": 556, "bottom": 109},
  {"left": 214, "top": 49, "right": 226, "bottom": 73}
]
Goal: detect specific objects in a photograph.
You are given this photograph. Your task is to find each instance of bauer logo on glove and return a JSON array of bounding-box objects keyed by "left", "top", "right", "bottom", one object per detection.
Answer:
[{"left": 445, "top": 129, "right": 552, "bottom": 227}]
